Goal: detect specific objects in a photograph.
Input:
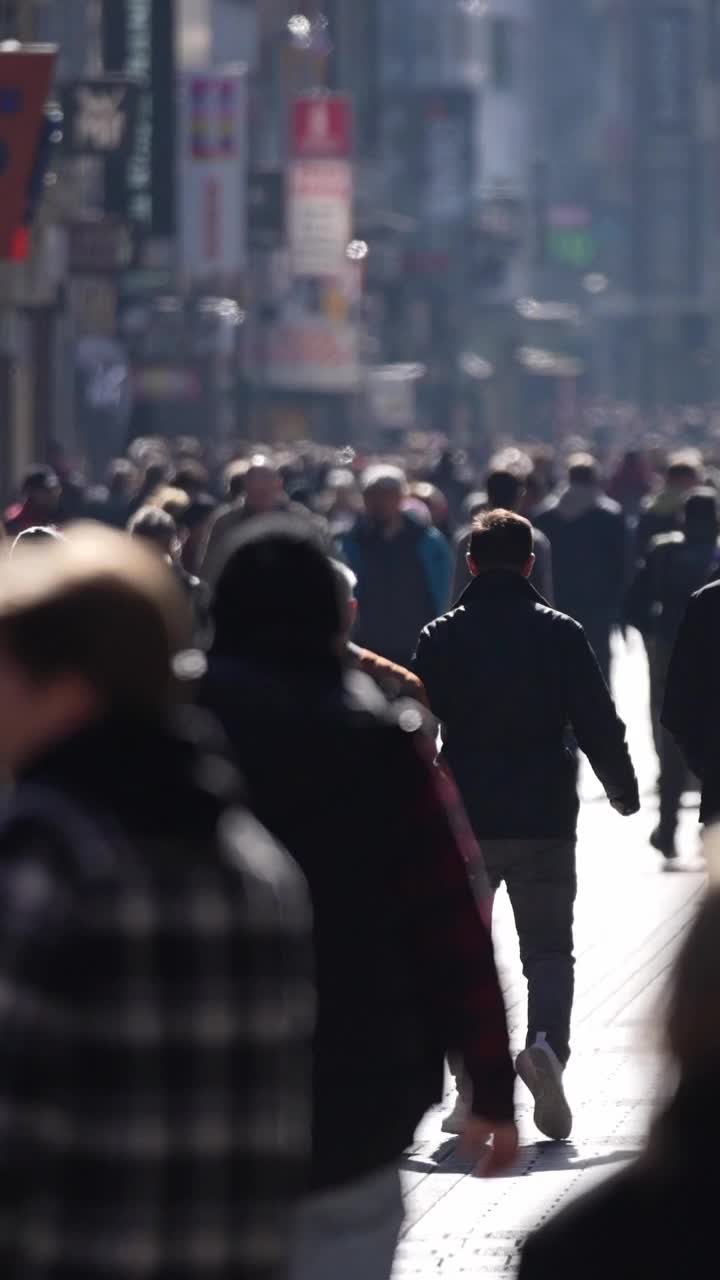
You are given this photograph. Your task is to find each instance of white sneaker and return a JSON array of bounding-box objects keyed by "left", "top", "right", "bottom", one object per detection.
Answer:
[
  {"left": 441, "top": 1093, "right": 468, "bottom": 1135},
  {"left": 516, "top": 1033, "right": 573, "bottom": 1141}
]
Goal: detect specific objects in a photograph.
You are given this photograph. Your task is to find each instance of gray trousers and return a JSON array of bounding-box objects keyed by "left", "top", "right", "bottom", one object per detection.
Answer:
[
  {"left": 288, "top": 1166, "right": 404, "bottom": 1280},
  {"left": 482, "top": 837, "right": 577, "bottom": 1066}
]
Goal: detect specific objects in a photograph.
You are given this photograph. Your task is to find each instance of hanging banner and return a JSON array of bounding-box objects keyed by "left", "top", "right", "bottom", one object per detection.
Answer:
[
  {"left": 178, "top": 68, "right": 247, "bottom": 286},
  {"left": 0, "top": 46, "right": 57, "bottom": 261},
  {"left": 263, "top": 310, "right": 360, "bottom": 392},
  {"left": 288, "top": 159, "right": 352, "bottom": 278},
  {"left": 61, "top": 77, "right": 140, "bottom": 156}
]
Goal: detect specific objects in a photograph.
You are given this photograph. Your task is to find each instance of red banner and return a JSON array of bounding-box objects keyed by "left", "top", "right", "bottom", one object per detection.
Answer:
[
  {"left": 291, "top": 95, "right": 353, "bottom": 159},
  {"left": 0, "top": 48, "right": 57, "bottom": 259}
]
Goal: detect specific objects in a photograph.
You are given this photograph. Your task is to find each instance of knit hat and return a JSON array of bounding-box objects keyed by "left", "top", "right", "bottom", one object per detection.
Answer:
[{"left": 210, "top": 514, "right": 343, "bottom": 661}]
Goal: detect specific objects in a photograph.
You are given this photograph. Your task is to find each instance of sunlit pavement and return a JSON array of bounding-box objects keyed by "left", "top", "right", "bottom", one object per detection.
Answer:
[{"left": 393, "top": 631, "right": 707, "bottom": 1277}]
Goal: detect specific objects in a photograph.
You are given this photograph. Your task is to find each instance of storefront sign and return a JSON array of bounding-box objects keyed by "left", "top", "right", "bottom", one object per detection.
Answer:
[{"left": 288, "top": 159, "right": 352, "bottom": 277}]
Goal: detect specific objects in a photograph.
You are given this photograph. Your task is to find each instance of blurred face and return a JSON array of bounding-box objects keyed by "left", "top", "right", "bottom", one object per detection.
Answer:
[
  {"left": 0, "top": 646, "right": 99, "bottom": 773},
  {"left": 244, "top": 468, "right": 283, "bottom": 514},
  {"left": 364, "top": 483, "right": 403, "bottom": 526}
]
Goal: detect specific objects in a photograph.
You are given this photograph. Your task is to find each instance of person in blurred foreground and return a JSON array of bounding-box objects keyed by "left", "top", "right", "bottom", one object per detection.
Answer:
[
  {"left": 129, "top": 504, "right": 210, "bottom": 643},
  {"left": 199, "top": 516, "right": 517, "bottom": 1280},
  {"left": 414, "top": 510, "right": 639, "bottom": 1142},
  {"left": 625, "top": 489, "right": 720, "bottom": 859},
  {"left": 0, "top": 525, "right": 312, "bottom": 1280},
  {"left": 518, "top": 880, "right": 720, "bottom": 1278},
  {"left": 662, "top": 572, "right": 720, "bottom": 829}
]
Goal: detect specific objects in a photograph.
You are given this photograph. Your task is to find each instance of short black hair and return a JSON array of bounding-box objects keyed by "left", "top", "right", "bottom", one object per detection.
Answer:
[
  {"left": 567, "top": 454, "right": 598, "bottom": 487},
  {"left": 469, "top": 509, "right": 533, "bottom": 572},
  {"left": 22, "top": 465, "right": 59, "bottom": 495},
  {"left": 486, "top": 469, "right": 523, "bottom": 511}
]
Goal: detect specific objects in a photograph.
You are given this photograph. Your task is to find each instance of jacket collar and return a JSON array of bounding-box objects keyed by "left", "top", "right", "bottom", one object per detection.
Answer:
[{"left": 457, "top": 568, "right": 549, "bottom": 609}]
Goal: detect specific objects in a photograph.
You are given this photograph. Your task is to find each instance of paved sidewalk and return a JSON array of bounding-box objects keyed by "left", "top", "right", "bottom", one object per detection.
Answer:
[{"left": 394, "top": 636, "right": 707, "bottom": 1277}]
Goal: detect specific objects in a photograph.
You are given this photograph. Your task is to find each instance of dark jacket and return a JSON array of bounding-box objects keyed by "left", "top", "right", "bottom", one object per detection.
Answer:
[
  {"left": 662, "top": 579, "right": 720, "bottom": 822},
  {"left": 535, "top": 486, "right": 627, "bottom": 624},
  {"left": 0, "top": 711, "right": 312, "bottom": 1280},
  {"left": 341, "top": 514, "right": 452, "bottom": 663},
  {"left": 413, "top": 571, "right": 638, "bottom": 839},
  {"left": 199, "top": 658, "right": 515, "bottom": 1191},
  {"left": 624, "top": 532, "right": 720, "bottom": 646},
  {"left": 452, "top": 522, "right": 554, "bottom": 604},
  {"left": 519, "top": 1077, "right": 718, "bottom": 1280}
]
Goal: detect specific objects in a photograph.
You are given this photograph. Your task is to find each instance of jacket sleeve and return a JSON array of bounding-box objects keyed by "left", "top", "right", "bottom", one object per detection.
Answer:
[
  {"left": 564, "top": 620, "right": 639, "bottom": 809},
  {"left": 399, "top": 733, "right": 515, "bottom": 1124},
  {"left": 420, "top": 528, "right": 453, "bottom": 615},
  {"left": 413, "top": 623, "right": 450, "bottom": 724},
  {"left": 661, "top": 593, "right": 711, "bottom": 778}
]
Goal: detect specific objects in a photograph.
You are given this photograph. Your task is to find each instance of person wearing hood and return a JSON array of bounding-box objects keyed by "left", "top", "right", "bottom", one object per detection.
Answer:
[
  {"left": 198, "top": 515, "right": 517, "bottom": 1280},
  {"left": 535, "top": 454, "right": 627, "bottom": 683}
]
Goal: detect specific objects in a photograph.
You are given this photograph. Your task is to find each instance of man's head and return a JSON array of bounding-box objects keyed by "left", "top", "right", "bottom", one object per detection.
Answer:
[
  {"left": 683, "top": 488, "right": 719, "bottom": 541},
  {"left": 486, "top": 469, "right": 524, "bottom": 513},
  {"left": 467, "top": 509, "right": 535, "bottom": 578},
  {"left": 128, "top": 506, "right": 180, "bottom": 561},
  {"left": 211, "top": 515, "right": 343, "bottom": 663},
  {"left": 667, "top": 453, "right": 702, "bottom": 493},
  {"left": 22, "top": 465, "right": 61, "bottom": 517},
  {"left": 361, "top": 465, "right": 407, "bottom": 527},
  {"left": 0, "top": 525, "right": 189, "bottom": 771},
  {"left": 11, "top": 526, "right": 64, "bottom": 556},
  {"left": 243, "top": 456, "right": 284, "bottom": 515},
  {"left": 567, "top": 454, "right": 599, "bottom": 488}
]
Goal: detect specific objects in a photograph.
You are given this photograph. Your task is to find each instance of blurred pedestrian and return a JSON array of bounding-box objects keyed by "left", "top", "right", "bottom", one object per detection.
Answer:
[
  {"left": 5, "top": 465, "right": 61, "bottom": 537},
  {"left": 414, "top": 510, "right": 639, "bottom": 1141},
  {"left": 341, "top": 466, "right": 452, "bottom": 666},
  {"left": 200, "top": 516, "right": 518, "bottom": 1280},
  {"left": 204, "top": 455, "right": 327, "bottom": 567},
  {"left": 518, "top": 882, "right": 720, "bottom": 1279},
  {"left": 0, "top": 525, "right": 313, "bottom": 1280},
  {"left": 536, "top": 455, "right": 627, "bottom": 683},
  {"left": 86, "top": 458, "right": 138, "bottom": 528},
  {"left": 128, "top": 506, "right": 210, "bottom": 644},
  {"left": 331, "top": 559, "right": 429, "bottom": 707},
  {"left": 634, "top": 452, "right": 702, "bottom": 559},
  {"left": 625, "top": 490, "right": 720, "bottom": 859}
]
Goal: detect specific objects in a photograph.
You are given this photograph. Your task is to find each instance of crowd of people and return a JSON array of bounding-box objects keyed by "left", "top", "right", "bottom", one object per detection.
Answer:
[{"left": 0, "top": 426, "right": 718, "bottom": 1278}]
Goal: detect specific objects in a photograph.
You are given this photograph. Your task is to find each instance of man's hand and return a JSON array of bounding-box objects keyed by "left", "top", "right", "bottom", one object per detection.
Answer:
[
  {"left": 461, "top": 1117, "right": 519, "bottom": 1176},
  {"left": 610, "top": 795, "right": 640, "bottom": 817}
]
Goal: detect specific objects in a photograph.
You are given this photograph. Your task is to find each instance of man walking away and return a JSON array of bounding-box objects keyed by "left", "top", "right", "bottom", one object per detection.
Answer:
[
  {"left": 625, "top": 490, "right": 720, "bottom": 860},
  {"left": 0, "top": 525, "right": 312, "bottom": 1280},
  {"left": 200, "top": 516, "right": 517, "bottom": 1280},
  {"left": 414, "top": 510, "right": 639, "bottom": 1142},
  {"left": 536, "top": 455, "right": 627, "bottom": 684},
  {"left": 341, "top": 466, "right": 452, "bottom": 666}
]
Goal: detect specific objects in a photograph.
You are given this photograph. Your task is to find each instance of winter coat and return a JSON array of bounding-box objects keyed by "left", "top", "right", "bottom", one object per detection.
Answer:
[{"left": 413, "top": 570, "right": 638, "bottom": 839}]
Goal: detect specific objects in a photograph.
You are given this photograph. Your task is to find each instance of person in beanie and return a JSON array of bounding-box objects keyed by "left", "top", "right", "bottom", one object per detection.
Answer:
[
  {"left": 199, "top": 514, "right": 517, "bottom": 1280},
  {"left": 0, "top": 524, "right": 313, "bottom": 1280}
]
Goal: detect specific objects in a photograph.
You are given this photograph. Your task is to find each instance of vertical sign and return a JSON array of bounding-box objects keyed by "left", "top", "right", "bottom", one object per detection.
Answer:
[
  {"left": 102, "top": 0, "right": 176, "bottom": 236},
  {"left": 179, "top": 70, "right": 247, "bottom": 285},
  {"left": 288, "top": 159, "right": 352, "bottom": 277},
  {"left": 0, "top": 48, "right": 57, "bottom": 260}
]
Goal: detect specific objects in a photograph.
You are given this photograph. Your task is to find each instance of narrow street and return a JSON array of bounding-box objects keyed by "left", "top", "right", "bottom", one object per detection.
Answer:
[{"left": 395, "top": 634, "right": 707, "bottom": 1276}]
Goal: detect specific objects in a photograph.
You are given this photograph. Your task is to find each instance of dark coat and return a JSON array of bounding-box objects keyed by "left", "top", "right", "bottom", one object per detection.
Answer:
[
  {"left": 662, "top": 578, "right": 720, "bottom": 822},
  {"left": 535, "top": 488, "right": 627, "bottom": 625},
  {"left": 199, "top": 657, "right": 515, "bottom": 1191},
  {"left": 519, "top": 1079, "right": 718, "bottom": 1280},
  {"left": 341, "top": 514, "right": 452, "bottom": 664},
  {"left": 413, "top": 571, "right": 639, "bottom": 839},
  {"left": 624, "top": 532, "right": 720, "bottom": 646}
]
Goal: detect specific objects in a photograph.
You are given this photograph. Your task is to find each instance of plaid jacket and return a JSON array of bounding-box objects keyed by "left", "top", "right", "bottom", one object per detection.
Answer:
[{"left": 0, "top": 777, "right": 313, "bottom": 1280}]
